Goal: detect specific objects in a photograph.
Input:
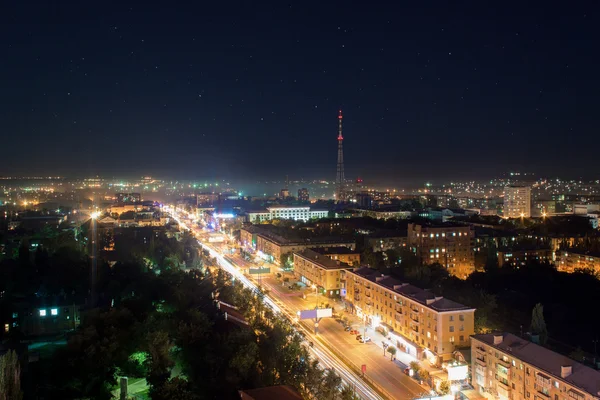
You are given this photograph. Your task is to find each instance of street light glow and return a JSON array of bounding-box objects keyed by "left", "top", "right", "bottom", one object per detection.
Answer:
[{"left": 91, "top": 211, "right": 100, "bottom": 219}]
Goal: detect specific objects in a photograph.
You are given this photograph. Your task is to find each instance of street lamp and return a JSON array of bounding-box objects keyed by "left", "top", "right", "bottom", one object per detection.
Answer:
[{"left": 312, "top": 284, "right": 318, "bottom": 308}]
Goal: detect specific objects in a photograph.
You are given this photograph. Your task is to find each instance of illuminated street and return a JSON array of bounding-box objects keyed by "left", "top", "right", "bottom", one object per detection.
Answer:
[{"left": 167, "top": 205, "right": 428, "bottom": 400}]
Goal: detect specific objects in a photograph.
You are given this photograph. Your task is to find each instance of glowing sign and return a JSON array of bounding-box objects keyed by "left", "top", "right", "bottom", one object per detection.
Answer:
[
  {"left": 214, "top": 213, "right": 234, "bottom": 219},
  {"left": 447, "top": 364, "right": 468, "bottom": 381}
]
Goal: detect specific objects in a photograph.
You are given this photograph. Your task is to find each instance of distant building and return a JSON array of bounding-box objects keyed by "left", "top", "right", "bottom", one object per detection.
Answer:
[
  {"left": 246, "top": 206, "right": 328, "bottom": 223},
  {"left": 279, "top": 188, "right": 290, "bottom": 199},
  {"left": 196, "top": 192, "right": 219, "bottom": 206},
  {"left": 345, "top": 267, "right": 475, "bottom": 365},
  {"left": 354, "top": 192, "right": 373, "bottom": 208},
  {"left": 116, "top": 193, "right": 141, "bottom": 203},
  {"left": 357, "top": 208, "right": 414, "bottom": 220},
  {"left": 293, "top": 249, "right": 351, "bottom": 297},
  {"left": 497, "top": 248, "right": 553, "bottom": 268},
  {"left": 503, "top": 185, "right": 531, "bottom": 218},
  {"left": 240, "top": 225, "right": 355, "bottom": 264},
  {"left": 558, "top": 250, "right": 600, "bottom": 274},
  {"left": 471, "top": 332, "right": 600, "bottom": 400},
  {"left": 366, "top": 230, "right": 408, "bottom": 252},
  {"left": 407, "top": 223, "right": 475, "bottom": 279},
  {"left": 297, "top": 188, "right": 309, "bottom": 202},
  {"left": 110, "top": 204, "right": 143, "bottom": 215}
]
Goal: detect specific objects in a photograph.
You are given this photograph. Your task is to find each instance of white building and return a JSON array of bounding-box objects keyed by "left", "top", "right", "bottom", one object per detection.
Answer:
[
  {"left": 503, "top": 185, "right": 531, "bottom": 218},
  {"left": 247, "top": 206, "right": 328, "bottom": 223}
]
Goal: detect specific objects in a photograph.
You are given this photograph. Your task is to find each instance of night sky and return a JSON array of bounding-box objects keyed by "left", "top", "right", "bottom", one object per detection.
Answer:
[{"left": 1, "top": 2, "right": 598, "bottom": 184}]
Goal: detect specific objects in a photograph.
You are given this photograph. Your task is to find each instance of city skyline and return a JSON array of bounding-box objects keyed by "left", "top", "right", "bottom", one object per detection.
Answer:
[{"left": 2, "top": 2, "right": 599, "bottom": 181}]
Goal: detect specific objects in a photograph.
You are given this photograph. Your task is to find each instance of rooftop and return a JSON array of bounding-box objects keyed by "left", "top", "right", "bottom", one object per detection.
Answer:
[
  {"left": 310, "top": 246, "right": 360, "bottom": 255},
  {"left": 294, "top": 248, "right": 351, "bottom": 270},
  {"left": 472, "top": 332, "right": 600, "bottom": 396},
  {"left": 348, "top": 267, "right": 474, "bottom": 312}
]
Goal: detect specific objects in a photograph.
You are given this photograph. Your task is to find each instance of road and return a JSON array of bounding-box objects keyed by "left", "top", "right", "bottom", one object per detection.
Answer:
[{"left": 166, "top": 206, "right": 425, "bottom": 400}]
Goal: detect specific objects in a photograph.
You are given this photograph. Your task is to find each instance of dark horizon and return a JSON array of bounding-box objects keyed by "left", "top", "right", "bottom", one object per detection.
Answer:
[{"left": 2, "top": 2, "right": 599, "bottom": 181}]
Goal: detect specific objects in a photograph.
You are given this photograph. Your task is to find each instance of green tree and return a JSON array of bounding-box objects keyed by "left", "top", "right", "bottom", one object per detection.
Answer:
[
  {"left": 362, "top": 247, "right": 379, "bottom": 267},
  {"left": 530, "top": 303, "right": 548, "bottom": 345},
  {"left": 568, "top": 347, "right": 585, "bottom": 362},
  {"left": 146, "top": 331, "right": 174, "bottom": 390},
  {"left": 409, "top": 361, "right": 420, "bottom": 376},
  {"left": 340, "top": 384, "right": 360, "bottom": 400},
  {"left": 387, "top": 346, "right": 397, "bottom": 361},
  {"left": 152, "top": 377, "right": 199, "bottom": 400},
  {"left": 438, "top": 380, "right": 451, "bottom": 395},
  {"left": 419, "top": 369, "right": 431, "bottom": 384},
  {"left": 0, "top": 350, "right": 22, "bottom": 400}
]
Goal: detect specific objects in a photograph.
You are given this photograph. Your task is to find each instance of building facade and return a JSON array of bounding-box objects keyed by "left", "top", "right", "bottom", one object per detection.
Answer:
[
  {"left": 241, "top": 226, "right": 355, "bottom": 264},
  {"left": 471, "top": 332, "right": 600, "bottom": 400},
  {"left": 310, "top": 246, "right": 361, "bottom": 266},
  {"left": 558, "top": 251, "right": 600, "bottom": 274},
  {"left": 504, "top": 186, "right": 532, "bottom": 218},
  {"left": 298, "top": 188, "right": 309, "bottom": 202},
  {"left": 345, "top": 267, "right": 475, "bottom": 365},
  {"left": 497, "top": 249, "right": 554, "bottom": 268},
  {"left": 293, "top": 249, "right": 351, "bottom": 297},
  {"left": 407, "top": 223, "right": 475, "bottom": 279},
  {"left": 247, "top": 206, "right": 328, "bottom": 223}
]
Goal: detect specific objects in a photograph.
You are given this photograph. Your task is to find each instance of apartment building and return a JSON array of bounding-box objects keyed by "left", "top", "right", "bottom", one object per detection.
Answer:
[
  {"left": 366, "top": 231, "right": 408, "bottom": 252},
  {"left": 407, "top": 223, "right": 475, "bottom": 279},
  {"left": 471, "top": 332, "right": 600, "bottom": 400},
  {"left": 293, "top": 249, "right": 352, "bottom": 297},
  {"left": 504, "top": 186, "right": 532, "bottom": 218},
  {"left": 345, "top": 267, "right": 475, "bottom": 365},
  {"left": 310, "top": 246, "right": 361, "bottom": 266},
  {"left": 497, "top": 249, "right": 554, "bottom": 268},
  {"left": 557, "top": 250, "right": 600, "bottom": 274}
]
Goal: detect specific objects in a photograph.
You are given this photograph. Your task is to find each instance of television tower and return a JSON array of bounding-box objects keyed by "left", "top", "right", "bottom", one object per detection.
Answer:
[{"left": 335, "top": 110, "right": 345, "bottom": 200}]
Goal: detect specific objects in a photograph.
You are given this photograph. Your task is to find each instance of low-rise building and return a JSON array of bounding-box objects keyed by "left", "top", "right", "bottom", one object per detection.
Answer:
[
  {"left": 497, "top": 248, "right": 554, "bottom": 268},
  {"left": 558, "top": 250, "right": 600, "bottom": 274},
  {"left": 408, "top": 223, "right": 475, "bottom": 279},
  {"left": 246, "top": 206, "right": 328, "bottom": 223},
  {"left": 110, "top": 204, "right": 143, "bottom": 215},
  {"left": 345, "top": 267, "right": 475, "bottom": 365},
  {"left": 356, "top": 208, "right": 415, "bottom": 220},
  {"left": 293, "top": 249, "right": 352, "bottom": 297},
  {"left": 6, "top": 304, "right": 82, "bottom": 336},
  {"left": 241, "top": 225, "right": 355, "bottom": 264},
  {"left": 471, "top": 332, "right": 600, "bottom": 400}
]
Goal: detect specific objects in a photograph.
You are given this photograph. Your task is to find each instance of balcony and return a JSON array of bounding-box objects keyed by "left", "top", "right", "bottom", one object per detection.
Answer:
[
  {"left": 365, "top": 300, "right": 373, "bottom": 306},
  {"left": 475, "top": 356, "right": 486, "bottom": 366},
  {"left": 497, "top": 383, "right": 510, "bottom": 399},
  {"left": 497, "top": 358, "right": 511, "bottom": 369},
  {"left": 496, "top": 379, "right": 510, "bottom": 391},
  {"left": 534, "top": 385, "right": 550, "bottom": 398},
  {"left": 354, "top": 295, "right": 360, "bottom": 302},
  {"left": 365, "top": 291, "right": 371, "bottom": 298},
  {"left": 410, "top": 314, "right": 419, "bottom": 323},
  {"left": 395, "top": 308, "right": 403, "bottom": 315}
]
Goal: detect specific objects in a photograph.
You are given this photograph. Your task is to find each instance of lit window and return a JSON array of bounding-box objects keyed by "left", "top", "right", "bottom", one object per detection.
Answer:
[
  {"left": 51, "top": 308, "right": 58, "bottom": 316},
  {"left": 39, "top": 309, "right": 47, "bottom": 317},
  {"left": 4, "top": 324, "right": 8, "bottom": 332}
]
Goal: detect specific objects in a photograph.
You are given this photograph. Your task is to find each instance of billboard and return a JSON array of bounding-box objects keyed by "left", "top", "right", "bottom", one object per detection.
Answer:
[
  {"left": 249, "top": 267, "right": 270, "bottom": 275},
  {"left": 447, "top": 364, "right": 468, "bottom": 381},
  {"left": 297, "top": 308, "right": 333, "bottom": 320}
]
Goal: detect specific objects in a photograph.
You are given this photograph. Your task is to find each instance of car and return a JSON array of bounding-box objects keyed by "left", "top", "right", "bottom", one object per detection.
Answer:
[
  {"left": 403, "top": 367, "right": 410, "bottom": 375},
  {"left": 360, "top": 336, "right": 371, "bottom": 343},
  {"left": 356, "top": 334, "right": 362, "bottom": 341},
  {"left": 344, "top": 326, "right": 351, "bottom": 331}
]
